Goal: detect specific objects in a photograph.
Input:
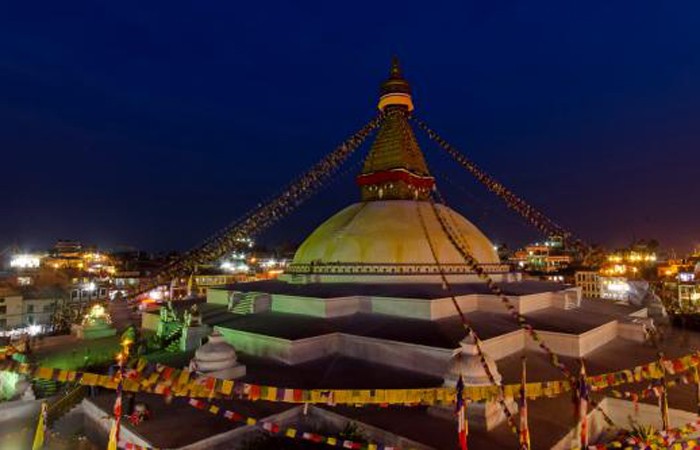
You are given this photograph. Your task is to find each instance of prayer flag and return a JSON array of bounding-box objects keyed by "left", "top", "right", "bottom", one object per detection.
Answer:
[{"left": 456, "top": 376, "right": 468, "bottom": 450}]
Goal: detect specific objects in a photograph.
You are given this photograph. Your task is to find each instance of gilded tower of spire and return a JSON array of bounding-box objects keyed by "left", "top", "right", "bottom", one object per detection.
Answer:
[{"left": 356, "top": 58, "right": 435, "bottom": 201}]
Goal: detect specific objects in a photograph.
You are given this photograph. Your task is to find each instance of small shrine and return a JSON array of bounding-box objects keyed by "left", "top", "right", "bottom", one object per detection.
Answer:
[
  {"left": 189, "top": 331, "right": 246, "bottom": 380},
  {"left": 71, "top": 304, "right": 117, "bottom": 340}
]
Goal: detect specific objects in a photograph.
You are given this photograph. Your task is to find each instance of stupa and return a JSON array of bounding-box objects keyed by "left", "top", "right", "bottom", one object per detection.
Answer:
[
  {"left": 120, "top": 59, "right": 673, "bottom": 450},
  {"left": 189, "top": 330, "right": 246, "bottom": 379},
  {"left": 71, "top": 304, "right": 117, "bottom": 340}
]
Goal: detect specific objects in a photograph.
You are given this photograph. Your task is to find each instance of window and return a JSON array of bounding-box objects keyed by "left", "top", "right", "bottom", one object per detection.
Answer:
[
  {"left": 27, "top": 305, "right": 34, "bottom": 313},
  {"left": 0, "top": 306, "right": 6, "bottom": 315}
]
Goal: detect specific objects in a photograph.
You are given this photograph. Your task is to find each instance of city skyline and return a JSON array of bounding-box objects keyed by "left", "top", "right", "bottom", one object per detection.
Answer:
[{"left": 2, "top": 1, "right": 700, "bottom": 252}]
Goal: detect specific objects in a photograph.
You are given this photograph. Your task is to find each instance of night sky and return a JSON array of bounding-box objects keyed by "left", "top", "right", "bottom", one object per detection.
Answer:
[{"left": 1, "top": 1, "right": 699, "bottom": 254}]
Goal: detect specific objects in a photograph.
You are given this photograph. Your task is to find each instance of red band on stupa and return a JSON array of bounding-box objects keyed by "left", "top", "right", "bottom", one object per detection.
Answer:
[{"left": 356, "top": 169, "right": 435, "bottom": 189}]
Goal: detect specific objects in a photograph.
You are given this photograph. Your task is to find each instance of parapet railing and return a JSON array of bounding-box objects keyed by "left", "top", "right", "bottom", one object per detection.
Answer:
[{"left": 285, "top": 262, "right": 513, "bottom": 275}]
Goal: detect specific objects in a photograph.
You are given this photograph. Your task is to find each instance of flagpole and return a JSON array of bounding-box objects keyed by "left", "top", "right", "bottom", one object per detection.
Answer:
[
  {"left": 575, "top": 359, "right": 589, "bottom": 450},
  {"left": 456, "top": 375, "right": 468, "bottom": 450},
  {"left": 31, "top": 402, "right": 47, "bottom": 450},
  {"left": 658, "top": 352, "right": 670, "bottom": 432},
  {"left": 108, "top": 336, "right": 133, "bottom": 450},
  {"left": 519, "top": 356, "right": 531, "bottom": 450}
]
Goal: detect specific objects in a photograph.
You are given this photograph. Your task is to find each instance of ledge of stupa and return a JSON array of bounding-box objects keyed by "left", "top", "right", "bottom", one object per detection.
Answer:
[{"left": 192, "top": 291, "right": 648, "bottom": 379}]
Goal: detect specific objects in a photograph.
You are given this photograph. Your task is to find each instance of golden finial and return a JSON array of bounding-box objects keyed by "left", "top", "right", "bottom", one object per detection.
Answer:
[
  {"left": 390, "top": 55, "right": 402, "bottom": 78},
  {"left": 378, "top": 56, "right": 414, "bottom": 112}
]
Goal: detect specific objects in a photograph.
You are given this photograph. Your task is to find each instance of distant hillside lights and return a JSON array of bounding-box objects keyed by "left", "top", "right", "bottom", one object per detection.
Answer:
[
  {"left": 220, "top": 251, "right": 250, "bottom": 273},
  {"left": 600, "top": 251, "right": 656, "bottom": 277},
  {"left": 606, "top": 251, "right": 657, "bottom": 264},
  {"left": 219, "top": 253, "right": 288, "bottom": 275},
  {"left": 220, "top": 261, "right": 250, "bottom": 273}
]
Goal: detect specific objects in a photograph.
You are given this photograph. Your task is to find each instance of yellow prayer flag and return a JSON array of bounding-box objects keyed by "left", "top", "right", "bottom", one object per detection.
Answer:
[
  {"left": 35, "top": 367, "right": 53, "bottom": 380},
  {"left": 334, "top": 391, "right": 349, "bottom": 404},
  {"left": 81, "top": 372, "right": 98, "bottom": 386},
  {"left": 177, "top": 369, "right": 190, "bottom": 386},
  {"left": 222, "top": 380, "right": 234, "bottom": 395},
  {"left": 267, "top": 387, "right": 277, "bottom": 401}
]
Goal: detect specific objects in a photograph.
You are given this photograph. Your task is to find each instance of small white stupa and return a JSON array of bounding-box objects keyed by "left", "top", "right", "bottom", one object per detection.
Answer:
[
  {"left": 190, "top": 331, "right": 246, "bottom": 380},
  {"left": 435, "top": 334, "right": 515, "bottom": 431},
  {"left": 444, "top": 334, "right": 502, "bottom": 387}
]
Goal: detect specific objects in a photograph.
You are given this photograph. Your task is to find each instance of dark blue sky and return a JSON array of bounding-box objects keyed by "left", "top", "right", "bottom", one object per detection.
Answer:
[{"left": 1, "top": 1, "right": 699, "bottom": 253}]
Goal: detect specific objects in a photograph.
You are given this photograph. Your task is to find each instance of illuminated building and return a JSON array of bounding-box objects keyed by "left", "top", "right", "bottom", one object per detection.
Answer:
[
  {"left": 575, "top": 270, "right": 601, "bottom": 298},
  {"left": 657, "top": 259, "right": 686, "bottom": 278},
  {"left": 53, "top": 239, "right": 83, "bottom": 254},
  {"left": 43, "top": 244, "right": 116, "bottom": 274},
  {"left": 20, "top": 287, "right": 63, "bottom": 328},
  {"left": 678, "top": 277, "right": 700, "bottom": 307},
  {"left": 0, "top": 288, "right": 23, "bottom": 330},
  {"left": 509, "top": 236, "right": 573, "bottom": 274},
  {"left": 663, "top": 261, "right": 700, "bottom": 310},
  {"left": 599, "top": 246, "right": 658, "bottom": 278},
  {"left": 599, "top": 276, "right": 632, "bottom": 301},
  {"left": 0, "top": 286, "right": 62, "bottom": 332},
  {"left": 574, "top": 271, "right": 634, "bottom": 301},
  {"left": 43, "top": 240, "right": 85, "bottom": 270},
  {"left": 9, "top": 253, "right": 43, "bottom": 269}
]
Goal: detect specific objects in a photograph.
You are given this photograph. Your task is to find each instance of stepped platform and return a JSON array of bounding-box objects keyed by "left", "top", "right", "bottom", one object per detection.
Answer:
[
  {"left": 137, "top": 281, "right": 655, "bottom": 449},
  {"left": 194, "top": 282, "right": 649, "bottom": 378}
]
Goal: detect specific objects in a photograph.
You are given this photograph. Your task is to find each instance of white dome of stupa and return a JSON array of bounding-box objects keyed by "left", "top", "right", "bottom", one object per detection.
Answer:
[{"left": 291, "top": 200, "right": 499, "bottom": 267}]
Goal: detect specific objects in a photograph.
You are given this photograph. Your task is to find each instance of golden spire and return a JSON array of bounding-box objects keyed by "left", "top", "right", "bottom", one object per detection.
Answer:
[
  {"left": 377, "top": 56, "right": 415, "bottom": 112},
  {"left": 357, "top": 58, "right": 434, "bottom": 201}
]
